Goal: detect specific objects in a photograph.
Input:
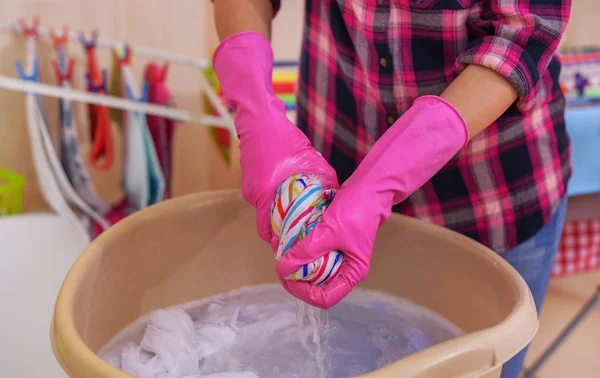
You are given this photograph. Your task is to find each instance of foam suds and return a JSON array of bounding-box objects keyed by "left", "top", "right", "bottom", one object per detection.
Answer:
[{"left": 100, "top": 284, "right": 463, "bottom": 378}]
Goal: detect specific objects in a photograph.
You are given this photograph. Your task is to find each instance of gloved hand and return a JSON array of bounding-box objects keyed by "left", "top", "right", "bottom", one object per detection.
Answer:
[
  {"left": 213, "top": 32, "right": 338, "bottom": 245},
  {"left": 276, "top": 96, "right": 470, "bottom": 309}
]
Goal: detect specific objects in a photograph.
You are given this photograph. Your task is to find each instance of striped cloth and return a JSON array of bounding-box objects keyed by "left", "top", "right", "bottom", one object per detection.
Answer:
[{"left": 271, "top": 174, "right": 343, "bottom": 286}]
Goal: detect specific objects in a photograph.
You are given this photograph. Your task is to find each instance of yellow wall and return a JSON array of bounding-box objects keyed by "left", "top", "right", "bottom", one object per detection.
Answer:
[{"left": 0, "top": 0, "right": 596, "bottom": 213}]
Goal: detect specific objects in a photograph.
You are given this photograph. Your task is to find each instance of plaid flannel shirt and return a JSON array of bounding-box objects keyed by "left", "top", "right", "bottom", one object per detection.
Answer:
[{"left": 268, "top": 0, "right": 571, "bottom": 253}]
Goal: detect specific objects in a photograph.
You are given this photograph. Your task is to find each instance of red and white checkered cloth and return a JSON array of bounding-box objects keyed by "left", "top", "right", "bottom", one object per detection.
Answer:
[{"left": 553, "top": 219, "right": 600, "bottom": 277}]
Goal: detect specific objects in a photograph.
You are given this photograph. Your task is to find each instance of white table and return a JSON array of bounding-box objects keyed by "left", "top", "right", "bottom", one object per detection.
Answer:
[{"left": 0, "top": 214, "right": 87, "bottom": 378}]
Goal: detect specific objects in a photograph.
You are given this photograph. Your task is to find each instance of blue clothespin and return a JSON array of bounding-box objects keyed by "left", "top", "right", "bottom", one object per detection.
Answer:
[
  {"left": 15, "top": 59, "right": 39, "bottom": 82},
  {"left": 125, "top": 81, "right": 149, "bottom": 103},
  {"left": 140, "top": 81, "right": 149, "bottom": 103},
  {"left": 79, "top": 30, "right": 98, "bottom": 50}
]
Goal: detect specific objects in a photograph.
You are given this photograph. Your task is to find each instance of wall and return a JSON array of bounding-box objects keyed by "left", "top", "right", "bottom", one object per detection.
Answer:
[{"left": 562, "top": 0, "right": 600, "bottom": 48}]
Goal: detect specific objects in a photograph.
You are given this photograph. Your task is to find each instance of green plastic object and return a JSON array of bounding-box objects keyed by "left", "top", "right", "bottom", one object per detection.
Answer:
[
  {"left": 584, "top": 86, "right": 600, "bottom": 100},
  {"left": 0, "top": 169, "right": 26, "bottom": 216}
]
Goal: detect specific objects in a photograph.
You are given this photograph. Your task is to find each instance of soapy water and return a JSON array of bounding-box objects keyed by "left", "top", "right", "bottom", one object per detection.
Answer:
[{"left": 100, "top": 284, "right": 463, "bottom": 378}]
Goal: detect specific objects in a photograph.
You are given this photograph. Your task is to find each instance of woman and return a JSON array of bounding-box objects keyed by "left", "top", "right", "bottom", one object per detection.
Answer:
[{"left": 212, "top": 1, "right": 571, "bottom": 376}]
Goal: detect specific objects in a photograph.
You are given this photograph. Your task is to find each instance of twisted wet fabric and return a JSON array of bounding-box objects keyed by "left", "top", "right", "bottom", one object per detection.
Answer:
[{"left": 271, "top": 174, "right": 343, "bottom": 286}]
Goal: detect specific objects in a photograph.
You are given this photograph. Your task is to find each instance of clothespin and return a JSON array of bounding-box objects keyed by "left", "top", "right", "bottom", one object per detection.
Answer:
[
  {"left": 52, "top": 58, "right": 75, "bottom": 85},
  {"left": 79, "top": 30, "right": 99, "bottom": 51},
  {"left": 19, "top": 17, "right": 40, "bottom": 38},
  {"left": 86, "top": 69, "right": 108, "bottom": 93},
  {"left": 49, "top": 26, "right": 70, "bottom": 48},
  {"left": 114, "top": 42, "right": 133, "bottom": 66},
  {"left": 15, "top": 59, "right": 39, "bottom": 83},
  {"left": 125, "top": 81, "right": 149, "bottom": 103}
]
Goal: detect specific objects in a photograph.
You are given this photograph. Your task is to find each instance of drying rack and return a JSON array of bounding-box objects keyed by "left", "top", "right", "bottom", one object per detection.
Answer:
[{"left": 0, "top": 20, "right": 236, "bottom": 135}]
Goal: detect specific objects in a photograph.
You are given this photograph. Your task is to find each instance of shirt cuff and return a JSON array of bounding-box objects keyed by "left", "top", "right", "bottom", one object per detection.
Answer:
[
  {"left": 270, "top": 0, "right": 281, "bottom": 16},
  {"left": 455, "top": 36, "right": 541, "bottom": 112}
]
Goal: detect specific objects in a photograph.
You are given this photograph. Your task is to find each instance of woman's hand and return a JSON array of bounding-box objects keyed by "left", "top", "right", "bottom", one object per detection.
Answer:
[
  {"left": 275, "top": 185, "right": 378, "bottom": 309},
  {"left": 237, "top": 111, "right": 338, "bottom": 246},
  {"left": 276, "top": 96, "right": 470, "bottom": 309},
  {"left": 213, "top": 32, "right": 338, "bottom": 245}
]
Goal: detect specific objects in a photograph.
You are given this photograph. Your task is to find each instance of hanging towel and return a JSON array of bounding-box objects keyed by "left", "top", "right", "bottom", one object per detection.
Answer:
[
  {"left": 85, "top": 70, "right": 114, "bottom": 170},
  {"left": 109, "top": 47, "right": 124, "bottom": 127},
  {"left": 79, "top": 30, "right": 102, "bottom": 139},
  {"left": 145, "top": 62, "right": 176, "bottom": 198},
  {"left": 117, "top": 44, "right": 165, "bottom": 211},
  {"left": 91, "top": 199, "right": 129, "bottom": 238},
  {"left": 24, "top": 41, "right": 109, "bottom": 230},
  {"left": 271, "top": 174, "right": 343, "bottom": 286},
  {"left": 116, "top": 46, "right": 148, "bottom": 211},
  {"left": 80, "top": 30, "right": 115, "bottom": 170},
  {"left": 52, "top": 39, "right": 111, "bottom": 215},
  {"left": 16, "top": 19, "right": 100, "bottom": 242}
]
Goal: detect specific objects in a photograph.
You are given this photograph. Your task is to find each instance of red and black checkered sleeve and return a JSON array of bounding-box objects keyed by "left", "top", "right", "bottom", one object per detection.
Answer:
[{"left": 455, "top": 0, "right": 571, "bottom": 112}]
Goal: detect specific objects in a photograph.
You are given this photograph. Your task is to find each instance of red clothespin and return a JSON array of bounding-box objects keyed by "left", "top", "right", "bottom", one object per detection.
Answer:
[
  {"left": 49, "top": 25, "right": 70, "bottom": 48},
  {"left": 19, "top": 17, "right": 40, "bottom": 38},
  {"left": 52, "top": 59, "right": 75, "bottom": 85}
]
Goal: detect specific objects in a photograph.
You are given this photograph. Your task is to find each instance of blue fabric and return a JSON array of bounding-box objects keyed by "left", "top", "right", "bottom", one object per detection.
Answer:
[
  {"left": 499, "top": 199, "right": 568, "bottom": 378},
  {"left": 565, "top": 106, "right": 600, "bottom": 196}
]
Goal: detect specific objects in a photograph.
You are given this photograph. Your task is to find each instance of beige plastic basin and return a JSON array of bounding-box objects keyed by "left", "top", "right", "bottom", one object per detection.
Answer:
[{"left": 51, "top": 190, "right": 538, "bottom": 378}]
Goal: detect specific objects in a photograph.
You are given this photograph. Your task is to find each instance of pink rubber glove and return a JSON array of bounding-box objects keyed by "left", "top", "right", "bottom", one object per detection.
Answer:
[
  {"left": 276, "top": 96, "right": 469, "bottom": 309},
  {"left": 213, "top": 32, "right": 338, "bottom": 246}
]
